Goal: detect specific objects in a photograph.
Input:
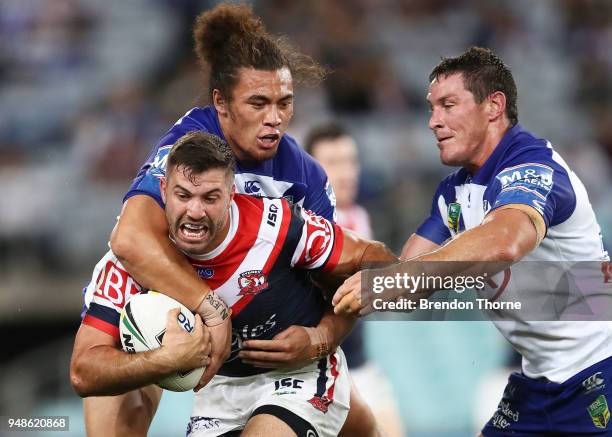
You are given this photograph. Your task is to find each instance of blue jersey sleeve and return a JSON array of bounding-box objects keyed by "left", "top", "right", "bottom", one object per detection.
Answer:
[
  {"left": 415, "top": 180, "right": 452, "bottom": 245},
  {"left": 124, "top": 112, "right": 209, "bottom": 208},
  {"left": 490, "top": 148, "right": 576, "bottom": 228}
]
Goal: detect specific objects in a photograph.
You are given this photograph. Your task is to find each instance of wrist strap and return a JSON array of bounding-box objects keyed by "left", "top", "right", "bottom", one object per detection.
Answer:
[
  {"left": 303, "top": 327, "right": 330, "bottom": 361},
  {"left": 196, "top": 292, "right": 231, "bottom": 326}
]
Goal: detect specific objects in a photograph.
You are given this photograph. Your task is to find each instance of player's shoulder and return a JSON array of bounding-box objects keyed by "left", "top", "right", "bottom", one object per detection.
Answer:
[
  {"left": 166, "top": 106, "right": 221, "bottom": 137},
  {"left": 496, "top": 124, "right": 557, "bottom": 168},
  {"left": 233, "top": 193, "right": 292, "bottom": 214},
  {"left": 276, "top": 133, "right": 327, "bottom": 181}
]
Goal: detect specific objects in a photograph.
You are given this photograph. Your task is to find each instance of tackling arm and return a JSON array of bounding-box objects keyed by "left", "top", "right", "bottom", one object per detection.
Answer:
[
  {"left": 416, "top": 205, "right": 544, "bottom": 264},
  {"left": 400, "top": 233, "right": 441, "bottom": 260},
  {"left": 334, "top": 205, "right": 545, "bottom": 314}
]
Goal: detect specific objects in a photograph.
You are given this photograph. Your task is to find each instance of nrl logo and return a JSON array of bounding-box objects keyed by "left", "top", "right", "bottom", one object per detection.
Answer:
[
  {"left": 588, "top": 395, "right": 610, "bottom": 429},
  {"left": 238, "top": 270, "right": 269, "bottom": 296}
]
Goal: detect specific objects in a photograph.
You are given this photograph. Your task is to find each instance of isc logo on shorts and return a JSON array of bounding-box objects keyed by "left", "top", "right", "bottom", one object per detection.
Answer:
[{"left": 273, "top": 377, "right": 304, "bottom": 394}]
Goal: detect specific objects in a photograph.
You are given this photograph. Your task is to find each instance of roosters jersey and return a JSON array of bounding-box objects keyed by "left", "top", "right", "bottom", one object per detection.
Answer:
[
  {"left": 83, "top": 194, "right": 344, "bottom": 377},
  {"left": 124, "top": 106, "right": 336, "bottom": 221},
  {"left": 416, "top": 124, "right": 611, "bottom": 383}
]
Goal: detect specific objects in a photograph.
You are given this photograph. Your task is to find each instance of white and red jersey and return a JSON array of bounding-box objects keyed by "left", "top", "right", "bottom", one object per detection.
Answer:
[{"left": 83, "top": 194, "right": 344, "bottom": 376}]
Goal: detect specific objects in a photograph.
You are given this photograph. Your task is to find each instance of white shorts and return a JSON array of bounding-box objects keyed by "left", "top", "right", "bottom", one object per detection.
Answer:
[{"left": 187, "top": 348, "right": 350, "bottom": 437}]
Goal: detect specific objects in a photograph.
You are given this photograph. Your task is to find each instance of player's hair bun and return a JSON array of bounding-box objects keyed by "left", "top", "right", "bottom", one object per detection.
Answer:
[{"left": 194, "top": 3, "right": 266, "bottom": 68}]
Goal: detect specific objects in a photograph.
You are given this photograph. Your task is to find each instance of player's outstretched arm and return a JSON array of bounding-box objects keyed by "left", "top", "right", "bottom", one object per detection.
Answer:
[
  {"left": 400, "top": 233, "right": 441, "bottom": 260},
  {"left": 110, "top": 195, "right": 231, "bottom": 384},
  {"left": 70, "top": 309, "right": 211, "bottom": 397},
  {"left": 334, "top": 205, "right": 544, "bottom": 315}
]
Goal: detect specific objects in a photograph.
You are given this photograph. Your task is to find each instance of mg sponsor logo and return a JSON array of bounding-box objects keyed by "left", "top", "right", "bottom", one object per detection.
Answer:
[{"left": 497, "top": 163, "right": 553, "bottom": 189}]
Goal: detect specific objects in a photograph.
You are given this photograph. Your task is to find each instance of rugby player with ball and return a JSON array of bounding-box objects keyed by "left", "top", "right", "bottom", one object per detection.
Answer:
[{"left": 71, "top": 131, "right": 397, "bottom": 437}]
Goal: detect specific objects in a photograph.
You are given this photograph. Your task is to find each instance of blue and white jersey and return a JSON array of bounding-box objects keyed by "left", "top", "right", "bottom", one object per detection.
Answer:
[
  {"left": 124, "top": 106, "right": 336, "bottom": 221},
  {"left": 417, "top": 124, "right": 611, "bottom": 383}
]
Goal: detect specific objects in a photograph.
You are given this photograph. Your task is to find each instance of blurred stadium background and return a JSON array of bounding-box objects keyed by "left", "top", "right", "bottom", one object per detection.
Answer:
[{"left": 1, "top": 0, "right": 611, "bottom": 436}]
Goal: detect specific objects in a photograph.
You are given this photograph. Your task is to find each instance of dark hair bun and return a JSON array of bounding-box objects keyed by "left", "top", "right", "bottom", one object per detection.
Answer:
[{"left": 194, "top": 4, "right": 266, "bottom": 67}]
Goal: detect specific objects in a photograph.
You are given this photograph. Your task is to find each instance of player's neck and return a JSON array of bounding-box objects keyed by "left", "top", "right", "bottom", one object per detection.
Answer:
[
  {"left": 218, "top": 119, "right": 259, "bottom": 168},
  {"left": 466, "top": 120, "right": 511, "bottom": 174}
]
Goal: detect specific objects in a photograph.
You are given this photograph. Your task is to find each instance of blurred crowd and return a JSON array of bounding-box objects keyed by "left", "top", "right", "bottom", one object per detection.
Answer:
[
  {"left": 1, "top": 0, "right": 611, "bottom": 279},
  {"left": 1, "top": 0, "right": 610, "bottom": 281},
  {"left": 2, "top": 1, "right": 611, "bottom": 434}
]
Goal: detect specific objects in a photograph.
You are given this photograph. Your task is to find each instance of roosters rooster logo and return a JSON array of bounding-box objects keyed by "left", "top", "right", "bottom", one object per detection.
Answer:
[{"left": 238, "top": 270, "right": 269, "bottom": 296}]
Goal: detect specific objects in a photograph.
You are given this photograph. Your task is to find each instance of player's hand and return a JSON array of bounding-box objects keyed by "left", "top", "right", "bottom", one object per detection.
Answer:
[
  {"left": 239, "top": 325, "right": 321, "bottom": 369},
  {"left": 195, "top": 315, "right": 231, "bottom": 391},
  {"left": 332, "top": 272, "right": 370, "bottom": 316},
  {"left": 161, "top": 308, "right": 212, "bottom": 372}
]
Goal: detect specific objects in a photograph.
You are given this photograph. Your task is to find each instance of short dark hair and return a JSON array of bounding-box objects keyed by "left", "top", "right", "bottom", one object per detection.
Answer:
[
  {"left": 303, "top": 122, "right": 349, "bottom": 156},
  {"left": 167, "top": 131, "right": 235, "bottom": 183},
  {"left": 429, "top": 47, "right": 518, "bottom": 125},
  {"left": 193, "top": 3, "right": 326, "bottom": 101}
]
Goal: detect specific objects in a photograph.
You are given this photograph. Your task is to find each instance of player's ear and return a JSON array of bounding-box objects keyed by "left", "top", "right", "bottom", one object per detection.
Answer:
[
  {"left": 487, "top": 91, "right": 507, "bottom": 122},
  {"left": 213, "top": 89, "right": 228, "bottom": 117},
  {"left": 160, "top": 177, "right": 167, "bottom": 203}
]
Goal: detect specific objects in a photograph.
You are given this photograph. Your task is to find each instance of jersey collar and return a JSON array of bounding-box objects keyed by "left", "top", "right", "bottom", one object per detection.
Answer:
[{"left": 472, "top": 123, "right": 525, "bottom": 184}]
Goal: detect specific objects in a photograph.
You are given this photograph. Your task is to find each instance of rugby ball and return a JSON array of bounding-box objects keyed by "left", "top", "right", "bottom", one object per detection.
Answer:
[{"left": 119, "top": 291, "right": 205, "bottom": 392}]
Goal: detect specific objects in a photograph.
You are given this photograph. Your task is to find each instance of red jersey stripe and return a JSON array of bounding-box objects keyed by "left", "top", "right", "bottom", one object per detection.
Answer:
[
  {"left": 83, "top": 315, "right": 120, "bottom": 341},
  {"left": 325, "top": 353, "right": 340, "bottom": 401},
  {"left": 188, "top": 196, "right": 264, "bottom": 288},
  {"left": 231, "top": 198, "right": 291, "bottom": 317},
  {"left": 322, "top": 224, "right": 344, "bottom": 273}
]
